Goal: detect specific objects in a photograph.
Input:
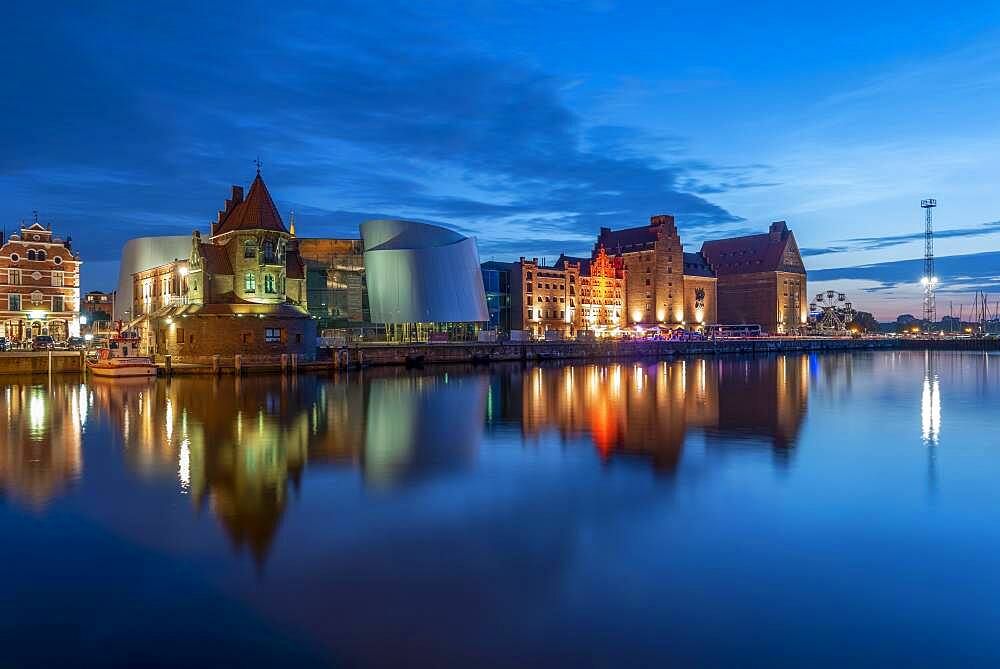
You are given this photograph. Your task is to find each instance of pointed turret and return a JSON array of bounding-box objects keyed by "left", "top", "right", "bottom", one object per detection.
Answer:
[{"left": 212, "top": 173, "right": 288, "bottom": 236}]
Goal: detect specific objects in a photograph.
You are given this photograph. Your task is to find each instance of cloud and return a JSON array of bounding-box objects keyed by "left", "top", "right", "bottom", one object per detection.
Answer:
[
  {"left": 0, "top": 0, "right": 752, "bottom": 290},
  {"left": 809, "top": 250, "right": 1000, "bottom": 296}
]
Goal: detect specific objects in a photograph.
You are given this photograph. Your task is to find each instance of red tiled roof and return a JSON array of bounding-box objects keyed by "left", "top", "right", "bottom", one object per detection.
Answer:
[
  {"left": 285, "top": 241, "right": 305, "bottom": 279},
  {"left": 214, "top": 173, "right": 287, "bottom": 236},
  {"left": 595, "top": 225, "right": 658, "bottom": 254},
  {"left": 200, "top": 243, "right": 233, "bottom": 275},
  {"left": 700, "top": 222, "right": 804, "bottom": 276}
]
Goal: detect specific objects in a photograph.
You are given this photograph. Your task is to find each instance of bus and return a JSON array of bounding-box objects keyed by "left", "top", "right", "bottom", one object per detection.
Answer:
[{"left": 705, "top": 324, "right": 763, "bottom": 339}]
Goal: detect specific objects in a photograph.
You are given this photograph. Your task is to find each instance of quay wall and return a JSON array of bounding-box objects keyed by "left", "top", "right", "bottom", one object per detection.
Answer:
[
  {"left": 335, "top": 337, "right": 899, "bottom": 368},
  {"left": 0, "top": 351, "right": 85, "bottom": 376}
]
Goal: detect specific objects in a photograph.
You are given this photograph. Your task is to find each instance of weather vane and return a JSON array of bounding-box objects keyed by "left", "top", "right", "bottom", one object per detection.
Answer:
[{"left": 254, "top": 156, "right": 262, "bottom": 174}]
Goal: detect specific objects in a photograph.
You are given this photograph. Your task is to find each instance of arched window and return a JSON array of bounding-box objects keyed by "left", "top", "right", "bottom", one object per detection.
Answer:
[
  {"left": 27, "top": 250, "right": 36, "bottom": 260},
  {"left": 37, "top": 250, "right": 46, "bottom": 261},
  {"left": 261, "top": 240, "right": 275, "bottom": 264}
]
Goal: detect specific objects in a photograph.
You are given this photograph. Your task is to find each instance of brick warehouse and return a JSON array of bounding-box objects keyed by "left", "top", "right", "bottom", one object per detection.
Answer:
[
  {"left": 595, "top": 215, "right": 718, "bottom": 328},
  {"left": 0, "top": 219, "right": 82, "bottom": 342},
  {"left": 700, "top": 221, "right": 808, "bottom": 334}
]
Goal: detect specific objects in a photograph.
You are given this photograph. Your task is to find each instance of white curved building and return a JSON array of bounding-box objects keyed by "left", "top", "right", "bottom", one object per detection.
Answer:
[
  {"left": 114, "top": 235, "right": 191, "bottom": 319},
  {"left": 361, "top": 220, "right": 488, "bottom": 324}
]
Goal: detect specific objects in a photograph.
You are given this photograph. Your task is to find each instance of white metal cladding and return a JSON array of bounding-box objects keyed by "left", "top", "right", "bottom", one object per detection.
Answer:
[
  {"left": 114, "top": 235, "right": 192, "bottom": 319},
  {"left": 361, "top": 220, "right": 488, "bottom": 323}
]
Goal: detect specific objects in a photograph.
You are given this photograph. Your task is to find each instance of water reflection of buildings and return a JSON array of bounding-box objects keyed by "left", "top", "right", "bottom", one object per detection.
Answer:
[
  {"left": 92, "top": 370, "right": 486, "bottom": 562},
  {"left": 0, "top": 383, "right": 85, "bottom": 509},
  {"left": 517, "top": 355, "right": 811, "bottom": 471}
]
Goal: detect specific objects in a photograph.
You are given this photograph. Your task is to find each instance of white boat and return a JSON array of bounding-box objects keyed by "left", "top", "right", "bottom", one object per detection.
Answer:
[{"left": 86, "top": 331, "right": 157, "bottom": 378}]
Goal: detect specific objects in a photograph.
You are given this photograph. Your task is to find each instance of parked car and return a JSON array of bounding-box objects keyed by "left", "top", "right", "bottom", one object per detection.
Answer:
[
  {"left": 32, "top": 335, "right": 56, "bottom": 351},
  {"left": 66, "top": 336, "right": 86, "bottom": 350},
  {"left": 0, "top": 337, "right": 9, "bottom": 352}
]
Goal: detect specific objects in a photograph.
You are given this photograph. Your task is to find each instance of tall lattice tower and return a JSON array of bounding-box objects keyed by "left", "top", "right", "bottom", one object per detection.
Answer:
[{"left": 920, "top": 198, "right": 938, "bottom": 326}]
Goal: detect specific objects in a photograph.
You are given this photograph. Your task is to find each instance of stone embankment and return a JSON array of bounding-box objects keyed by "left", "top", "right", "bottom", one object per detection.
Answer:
[{"left": 3, "top": 337, "right": 999, "bottom": 376}]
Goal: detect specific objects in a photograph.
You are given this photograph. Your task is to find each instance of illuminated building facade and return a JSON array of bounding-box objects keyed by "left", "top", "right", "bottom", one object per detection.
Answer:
[
  {"left": 297, "top": 237, "right": 369, "bottom": 329},
  {"left": 595, "top": 214, "right": 716, "bottom": 329},
  {"left": 83, "top": 290, "right": 114, "bottom": 321},
  {"left": 481, "top": 261, "right": 513, "bottom": 334},
  {"left": 0, "top": 219, "right": 82, "bottom": 341},
  {"left": 133, "top": 171, "right": 316, "bottom": 361},
  {"left": 700, "top": 221, "right": 807, "bottom": 334},
  {"left": 511, "top": 255, "right": 581, "bottom": 339},
  {"left": 577, "top": 246, "right": 626, "bottom": 331}
]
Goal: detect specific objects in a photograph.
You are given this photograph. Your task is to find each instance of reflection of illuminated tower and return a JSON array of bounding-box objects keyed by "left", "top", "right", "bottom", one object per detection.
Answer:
[
  {"left": 920, "top": 199, "right": 938, "bottom": 327},
  {"left": 921, "top": 351, "right": 940, "bottom": 445}
]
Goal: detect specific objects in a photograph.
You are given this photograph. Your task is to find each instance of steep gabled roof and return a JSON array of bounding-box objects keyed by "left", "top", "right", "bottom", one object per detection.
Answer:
[
  {"left": 595, "top": 225, "right": 657, "bottom": 255},
  {"left": 555, "top": 254, "right": 591, "bottom": 275},
  {"left": 285, "top": 241, "right": 305, "bottom": 279},
  {"left": 200, "top": 243, "right": 233, "bottom": 275},
  {"left": 682, "top": 251, "right": 715, "bottom": 278},
  {"left": 213, "top": 173, "right": 287, "bottom": 236},
  {"left": 700, "top": 221, "right": 805, "bottom": 276}
]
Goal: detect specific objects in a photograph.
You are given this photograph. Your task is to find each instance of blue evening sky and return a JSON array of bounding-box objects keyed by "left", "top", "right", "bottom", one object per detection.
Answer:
[{"left": 3, "top": 1, "right": 1000, "bottom": 319}]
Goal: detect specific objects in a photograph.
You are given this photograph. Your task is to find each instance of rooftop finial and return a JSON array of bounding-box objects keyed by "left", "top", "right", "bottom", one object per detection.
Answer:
[
  {"left": 32, "top": 210, "right": 39, "bottom": 226},
  {"left": 254, "top": 156, "right": 262, "bottom": 175},
  {"left": 289, "top": 209, "right": 296, "bottom": 237}
]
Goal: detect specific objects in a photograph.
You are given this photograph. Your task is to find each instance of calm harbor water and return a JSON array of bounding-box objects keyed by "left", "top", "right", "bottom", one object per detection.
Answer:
[{"left": 2, "top": 351, "right": 999, "bottom": 667}]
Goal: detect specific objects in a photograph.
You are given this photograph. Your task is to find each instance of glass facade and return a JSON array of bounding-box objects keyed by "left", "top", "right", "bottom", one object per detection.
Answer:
[
  {"left": 480, "top": 261, "right": 512, "bottom": 335},
  {"left": 298, "top": 239, "right": 370, "bottom": 330}
]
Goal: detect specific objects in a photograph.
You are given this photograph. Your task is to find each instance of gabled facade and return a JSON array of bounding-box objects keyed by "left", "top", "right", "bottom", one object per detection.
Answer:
[
  {"left": 0, "top": 220, "right": 82, "bottom": 342},
  {"left": 186, "top": 173, "right": 306, "bottom": 309},
  {"left": 700, "top": 221, "right": 807, "bottom": 334},
  {"left": 595, "top": 214, "right": 716, "bottom": 329},
  {"left": 136, "top": 173, "right": 316, "bottom": 362}
]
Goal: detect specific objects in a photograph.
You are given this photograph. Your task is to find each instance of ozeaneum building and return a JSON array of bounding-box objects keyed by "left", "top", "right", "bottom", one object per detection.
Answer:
[
  {"left": 135, "top": 171, "right": 316, "bottom": 361},
  {"left": 0, "top": 219, "right": 82, "bottom": 341},
  {"left": 361, "top": 219, "right": 488, "bottom": 341}
]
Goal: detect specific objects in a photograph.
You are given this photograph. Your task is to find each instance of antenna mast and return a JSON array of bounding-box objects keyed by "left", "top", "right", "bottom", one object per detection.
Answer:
[{"left": 920, "top": 198, "right": 938, "bottom": 329}]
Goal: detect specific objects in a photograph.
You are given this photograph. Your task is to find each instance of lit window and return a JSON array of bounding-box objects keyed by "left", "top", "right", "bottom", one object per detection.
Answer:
[
  {"left": 264, "top": 274, "right": 275, "bottom": 293},
  {"left": 265, "top": 328, "right": 282, "bottom": 343},
  {"left": 9, "top": 294, "right": 21, "bottom": 310},
  {"left": 52, "top": 271, "right": 63, "bottom": 287},
  {"left": 245, "top": 272, "right": 256, "bottom": 293}
]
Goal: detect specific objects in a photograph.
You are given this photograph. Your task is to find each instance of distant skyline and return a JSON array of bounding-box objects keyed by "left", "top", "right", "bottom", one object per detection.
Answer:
[{"left": 3, "top": 1, "right": 1000, "bottom": 320}]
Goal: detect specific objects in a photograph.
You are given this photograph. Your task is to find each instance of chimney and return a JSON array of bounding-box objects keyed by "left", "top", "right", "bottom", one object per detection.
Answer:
[{"left": 650, "top": 214, "right": 675, "bottom": 230}]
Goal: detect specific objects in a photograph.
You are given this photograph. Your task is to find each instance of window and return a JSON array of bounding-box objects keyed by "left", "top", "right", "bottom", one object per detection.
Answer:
[
  {"left": 37, "top": 250, "right": 46, "bottom": 261},
  {"left": 527, "top": 309, "right": 533, "bottom": 319},
  {"left": 262, "top": 240, "right": 275, "bottom": 263},
  {"left": 53, "top": 256, "right": 62, "bottom": 265},
  {"left": 10, "top": 253, "right": 18, "bottom": 262},
  {"left": 27, "top": 250, "right": 36, "bottom": 260},
  {"left": 244, "top": 239, "right": 257, "bottom": 259},
  {"left": 52, "top": 295, "right": 64, "bottom": 312},
  {"left": 9, "top": 294, "right": 21, "bottom": 311},
  {"left": 296, "top": 333, "right": 303, "bottom": 344},
  {"left": 264, "top": 274, "right": 275, "bottom": 293},
  {"left": 176, "top": 328, "right": 185, "bottom": 344},
  {"left": 241, "top": 332, "right": 253, "bottom": 345},
  {"left": 9, "top": 269, "right": 20, "bottom": 284},
  {"left": 265, "top": 328, "right": 282, "bottom": 343},
  {"left": 244, "top": 272, "right": 256, "bottom": 293},
  {"left": 52, "top": 271, "right": 63, "bottom": 287}
]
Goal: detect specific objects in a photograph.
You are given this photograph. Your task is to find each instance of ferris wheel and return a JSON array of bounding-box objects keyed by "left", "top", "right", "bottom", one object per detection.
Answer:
[{"left": 809, "top": 290, "right": 855, "bottom": 333}]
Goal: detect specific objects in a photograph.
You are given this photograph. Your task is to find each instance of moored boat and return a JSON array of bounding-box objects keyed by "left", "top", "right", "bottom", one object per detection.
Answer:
[{"left": 86, "top": 330, "right": 157, "bottom": 378}]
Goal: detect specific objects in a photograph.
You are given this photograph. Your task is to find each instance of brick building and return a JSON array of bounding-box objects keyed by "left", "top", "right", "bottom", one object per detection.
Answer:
[
  {"left": 700, "top": 221, "right": 807, "bottom": 334},
  {"left": 577, "top": 246, "right": 626, "bottom": 330},
  {"left": 83, "top": 291, "right": 114, "bottom": 319},
  {"left": 0, "top": 220, "right": 82, "bottom": 342},
  {"left": 595, "top": 214, "right": 716, "bottom": 329},
  {"left": 511, "top": 256, "right": 581, "bottom": 339},
  {"left": 136, "top": 171, "right": 316, "bottom": 361}
]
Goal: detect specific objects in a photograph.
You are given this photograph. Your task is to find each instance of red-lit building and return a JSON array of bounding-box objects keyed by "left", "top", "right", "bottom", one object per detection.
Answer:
[{"left": 0, "top": 220, "right": 82, "bottom": 342}]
